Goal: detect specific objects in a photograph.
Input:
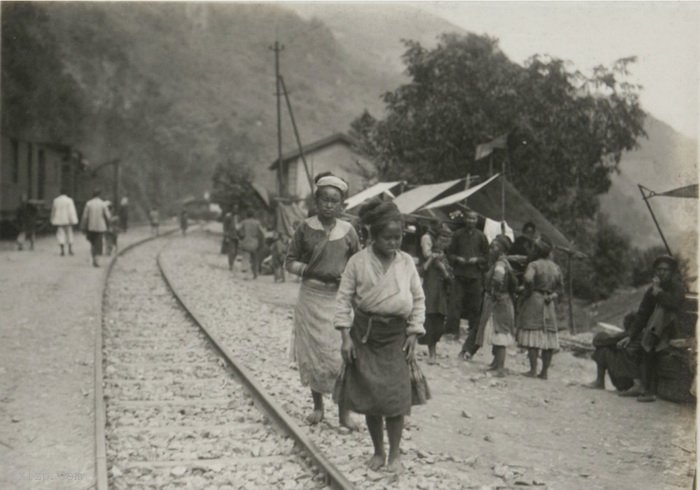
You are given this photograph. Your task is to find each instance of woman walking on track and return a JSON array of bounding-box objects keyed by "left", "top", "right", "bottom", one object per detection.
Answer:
[
  {"left": 475, "top": 234, "right": 517, "bottom": 377},
  {"left": 418, "top": 226, "right": 453, "bottom": 365},
  {"left": 238, "top": 209, "right": 265, "bottom": 280},
  {"left": 286, "top": 173, "right": 360, "bottom": 429},
  {"left": 516, "top": 235, "right": 563, "bottom": 379},
  {"left": 334, "top": 199, "right": 429, "bottom": 474}
]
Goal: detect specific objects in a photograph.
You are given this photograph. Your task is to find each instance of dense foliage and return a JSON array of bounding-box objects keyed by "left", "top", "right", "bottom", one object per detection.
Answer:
[{"left": 351, "top": 33, "right": 649, "bottom": 300}]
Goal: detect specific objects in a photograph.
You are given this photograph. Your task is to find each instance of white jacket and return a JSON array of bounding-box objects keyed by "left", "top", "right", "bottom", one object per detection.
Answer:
[
  {"left": 51, "top": 194, "right": 78, "bottom": 226},
  {"left": 81, "top": 197, "right": 111, "bottom": 232}
]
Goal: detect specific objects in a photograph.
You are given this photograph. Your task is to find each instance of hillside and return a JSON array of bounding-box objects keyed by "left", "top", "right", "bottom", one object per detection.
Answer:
[{"left": 5, "top": 2, "right": 398, "bottom": 210}]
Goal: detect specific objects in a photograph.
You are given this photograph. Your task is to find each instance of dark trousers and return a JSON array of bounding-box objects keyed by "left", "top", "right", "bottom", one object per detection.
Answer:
[
  {"left": 640, "top": 349, "right": 659, "bottom": 394},
  {"left": 445, "top": 276, "right": 483, "bottom": 353}
]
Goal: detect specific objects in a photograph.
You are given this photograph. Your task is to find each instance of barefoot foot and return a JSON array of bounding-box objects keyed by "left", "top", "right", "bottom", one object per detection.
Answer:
[
  {"left": 537, "top": 372, "right": 548, "bottom": 380},
  {"left": 386, "top": 454, "right": 404, "bottom": 474},
  {"left": 522, "top": 371, "right": 537, "bottom": 378},
  {"left": 339, "top": 414, "right": 360, "bottom": 432},
  {"left": 306, "top": 409, "right": 324, "bottom": 425},
  {"left": 367, "top": 453, "right": 386, "bottom": 471}
]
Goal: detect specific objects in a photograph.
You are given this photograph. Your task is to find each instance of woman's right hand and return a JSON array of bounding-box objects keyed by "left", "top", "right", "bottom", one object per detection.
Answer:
[{"left": 341, "top": 331, "right": 356, "bottom": 364}]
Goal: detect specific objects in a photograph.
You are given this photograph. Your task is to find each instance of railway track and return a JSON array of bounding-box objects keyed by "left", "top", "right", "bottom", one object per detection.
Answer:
[{"left": 98, "top": 236, "right": 353, "bottom": 489}]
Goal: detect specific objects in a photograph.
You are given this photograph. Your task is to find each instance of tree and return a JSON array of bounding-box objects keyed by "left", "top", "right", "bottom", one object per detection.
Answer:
[{"left": 352, "top": 33, "right": 646, "bottom": 238}]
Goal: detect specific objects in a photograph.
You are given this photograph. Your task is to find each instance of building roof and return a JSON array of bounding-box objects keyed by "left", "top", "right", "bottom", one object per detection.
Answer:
[{"left": 268, "top": 133, "right": 362, "bottom": 170}]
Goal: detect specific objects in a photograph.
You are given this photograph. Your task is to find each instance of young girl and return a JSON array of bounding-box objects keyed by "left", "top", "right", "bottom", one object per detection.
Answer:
[
  {"left": 516, "top": 235, "right": 563, "bottom": 379},
  {"left": 334, "top": 199, "right": 427, "bottom": 473},
  {"left": 475, "top": 235, "right": 517, "bottom": 377},
  {"left": 418, "top": 226, "right": 453, "bottom": 364}
]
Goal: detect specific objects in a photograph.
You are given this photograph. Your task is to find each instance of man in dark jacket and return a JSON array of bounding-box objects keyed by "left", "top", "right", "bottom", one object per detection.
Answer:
[
  {"left": 16, "top": 194, "right": 38, "bottom": 251},
  {"left": 446, "top": 210, "right": 489, "bottom": 355},
  {"left": 617, "top": 255, "right": 685, "bottom": 402}
]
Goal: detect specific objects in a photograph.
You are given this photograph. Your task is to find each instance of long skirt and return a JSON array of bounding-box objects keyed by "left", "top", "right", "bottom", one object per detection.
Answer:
[
  {"left": 418, "top": 313, "right": 446, "bottom": 345},
  {"left": 292, "top": 282, "right": 342, "bottom": 394},
  {"left": 338, "top": 310, "right": 429, "bottom": 417},
  {"left": 476, "top": 294, "right": 514, "bottom": 348},
  {"left": 516, "top": 329, "right": 559, "bottom": 350}
]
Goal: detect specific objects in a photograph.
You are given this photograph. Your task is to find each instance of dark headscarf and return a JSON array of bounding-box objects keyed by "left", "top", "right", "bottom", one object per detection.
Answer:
[{"left": 359, "top": 199, "right": 403, "bottom": 232}]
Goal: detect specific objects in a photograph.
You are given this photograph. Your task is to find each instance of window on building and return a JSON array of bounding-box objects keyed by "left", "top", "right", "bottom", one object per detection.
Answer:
[
  {"left": 38, "top": 149, "right": 46, "bottom": 199},
  {"left": 11, "top": 139, "right": 19, "bottom": 183}
]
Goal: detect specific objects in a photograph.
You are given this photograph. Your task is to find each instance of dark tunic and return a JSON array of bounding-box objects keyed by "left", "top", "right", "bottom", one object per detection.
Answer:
[
  {"left": 628, "top": 276, "right": 685, "bottom": 352},
  {"left": 419, "top": 256, "right": 452, "bottom": 345},
  {"left": 448, "top": 227, "right": 489, "bottom": 279}
]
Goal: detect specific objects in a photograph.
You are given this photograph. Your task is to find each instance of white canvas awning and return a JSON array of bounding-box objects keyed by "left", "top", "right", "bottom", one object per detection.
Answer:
[
  {"left": 344, "top": 182, "right": 401, "bottom": 210},
  {"left": 422, "top": 174, "right": 500, "bottom": 210},
  {"left": 393, "top": 178, "right": 463, "bottom": 214}
]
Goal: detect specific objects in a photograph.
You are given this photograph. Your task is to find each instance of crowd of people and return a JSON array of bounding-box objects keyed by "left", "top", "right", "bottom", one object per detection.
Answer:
[{"left": 245, "top": 171, "right": 690, "bottom": 473}]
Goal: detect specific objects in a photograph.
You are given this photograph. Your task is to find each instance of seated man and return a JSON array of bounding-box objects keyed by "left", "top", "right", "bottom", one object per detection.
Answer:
[
  {"left": 585, "top": 313, "right": 639, "bottom": 392},
  {"left": 616, "top": 255, "right": 686, "bottom": 402}
]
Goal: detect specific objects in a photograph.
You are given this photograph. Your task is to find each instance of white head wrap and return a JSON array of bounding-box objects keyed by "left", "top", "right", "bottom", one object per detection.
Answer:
[{"left": 315, "top": 175, "right": 349, "bottom": 196}]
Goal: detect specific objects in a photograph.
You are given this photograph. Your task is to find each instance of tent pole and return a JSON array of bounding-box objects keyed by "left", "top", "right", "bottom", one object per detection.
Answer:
[
  {"left": 500, "top": 154, "right": 506, "bottom": 233},
  {"left": 638, "top": 184, "right": 672, "bottom": 255}
]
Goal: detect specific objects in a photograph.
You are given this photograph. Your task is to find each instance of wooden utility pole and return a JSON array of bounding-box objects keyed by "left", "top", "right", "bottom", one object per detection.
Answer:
[
  {"left": 279, "top": 75, "right": 314, "bottom": 194},
  {"left": 270, "top": 40, "right": 285, "bottom": 196}
]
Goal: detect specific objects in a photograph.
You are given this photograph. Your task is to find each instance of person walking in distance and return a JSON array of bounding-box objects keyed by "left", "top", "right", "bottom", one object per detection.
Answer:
[
  {"left": 119, "top": 195, "right": 129, "bottom": 232},
  {"left": 286, "top": 173, "right": 360, "bottom": 429},
  {"left": 149, "top": 207, "right": 160, "bottom": 236},
  {"left": 81, "top": 189, "right": 111, "bottom": 267},
  {"left": 51, "top": 188, "right": 79, "bottom": 256},
  {"left": 446, "top": 210, "right": 488, "bottom": 356},
  {"left": 179, "top": 209, "right": 189, "bottom": 236},
  {"left": 16, "top": 194, "right": 38, "bottom": 251},
  {"left": 238, "top": 209, "right": 265, "bottom": 280}
]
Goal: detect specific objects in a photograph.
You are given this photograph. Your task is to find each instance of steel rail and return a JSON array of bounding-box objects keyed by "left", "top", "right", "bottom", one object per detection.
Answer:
[
  {"left": 95, "top": 228, "right": 179, "bottom": 490},
  {"left": 156, "top": 239, "right": 355, "bottom": 490}
]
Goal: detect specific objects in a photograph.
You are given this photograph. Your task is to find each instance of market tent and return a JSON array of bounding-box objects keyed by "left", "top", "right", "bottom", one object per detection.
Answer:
[
  {"left": 344, "top": 181, "right": 401, "bottom": 211},
  {"left": 424, "top": 173, "right": 574, "bottom": 250},
  {"left": 393, "top": 178, "right": 464, "bottom": 214},
  {"left": 423, "top": 174, "right": 500, "bottom": 210}
]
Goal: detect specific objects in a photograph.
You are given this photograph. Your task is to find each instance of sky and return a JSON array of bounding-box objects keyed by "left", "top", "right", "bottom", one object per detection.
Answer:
[{"left": 416, "top": 1, "right": 699, "bottom": 139}]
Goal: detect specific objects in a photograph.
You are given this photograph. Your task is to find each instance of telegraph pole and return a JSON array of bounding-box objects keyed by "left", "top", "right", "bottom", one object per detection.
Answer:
[{"left": 270, "top": 40, "right": 285, "bottom": 196}]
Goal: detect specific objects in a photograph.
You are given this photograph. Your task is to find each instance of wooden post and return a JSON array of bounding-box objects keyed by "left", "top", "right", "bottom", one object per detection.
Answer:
[
  {"left": 567, "top": 252, "right": 575, "bottom": 334},
  {"left": 270, "top": 41, "right": 285, "bottom": 197},
  {"left": 279, "top": 75, "right": 314, "bottom": 194},
  {"left": 638, "top": 184, "right": 672, "bottom": 255}
]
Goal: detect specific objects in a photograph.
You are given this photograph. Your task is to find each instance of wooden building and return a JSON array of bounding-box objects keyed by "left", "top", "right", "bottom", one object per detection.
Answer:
[
  {"left": 268, "top": 133, "right": 374, "bottom": 199},
  {"left": 1, "top": 135, "right": 89, "bottom": 233}
]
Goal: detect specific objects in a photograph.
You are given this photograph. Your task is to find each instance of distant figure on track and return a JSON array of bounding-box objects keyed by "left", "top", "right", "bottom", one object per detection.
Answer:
[
  {"left": 149, "top": 207, "right": 160, "bottom": 236},
  {"left": 270, "top": 231, "right": 287, "bottom": 283},
  {"left": 238, "top": 209, "right": 265, "bottom": 280},
  {"left": 51, "top": 189, "right": 78, "bottom": 256},
  {"left": 286, "top": 173, "right": 359, "bottom": 429},
  {"left": 16, "top": 193, "right": 38, "bottom": 251},
  {"left": 222, "top": 211, "right": 239, "bottom": 271},
  {"left": 334, "top": 199, "right": 429, "bottom": 474},
  {"left": 516, "top": 235, "right": 563, "bottom": 379},
  {"left": 179, "top": 209, "right": 188, "bottom": 236},
  {"left": 105, "top": 202, "right": 120, "bottom": 256},
  {"left": 81, "top": 189, "right": 111, "bottom": 267},
  {"left": 119, "top": 195, "right": 129, "bottom": 232}
]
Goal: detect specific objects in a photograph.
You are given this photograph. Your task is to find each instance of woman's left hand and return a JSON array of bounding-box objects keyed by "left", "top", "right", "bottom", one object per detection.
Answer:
[{"left": 403, "top": 334, "right": 417, "bottom": 362}]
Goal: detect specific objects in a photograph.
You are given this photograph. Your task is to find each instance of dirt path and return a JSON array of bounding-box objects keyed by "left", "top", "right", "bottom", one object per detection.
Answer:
[
  {"left": 221, "top": 235, "right": 696, "bottom": 489},
  {"left": 0, "top": 227, "right": 168, "bottom": 489}
]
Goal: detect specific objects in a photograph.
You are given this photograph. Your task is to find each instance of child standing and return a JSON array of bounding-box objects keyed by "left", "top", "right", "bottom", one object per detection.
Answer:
[
  {"left": 334, "top": 199, "right": 428, "bottom": 474},
  {"left": 418, "top": 226, "right": 453, "bottom": 364},
  {"left": 475, "top": 235, "right": 517, "bottom": 376},
  {"left": 149, "top": 207, "right": 160, "bottom": 236}
]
